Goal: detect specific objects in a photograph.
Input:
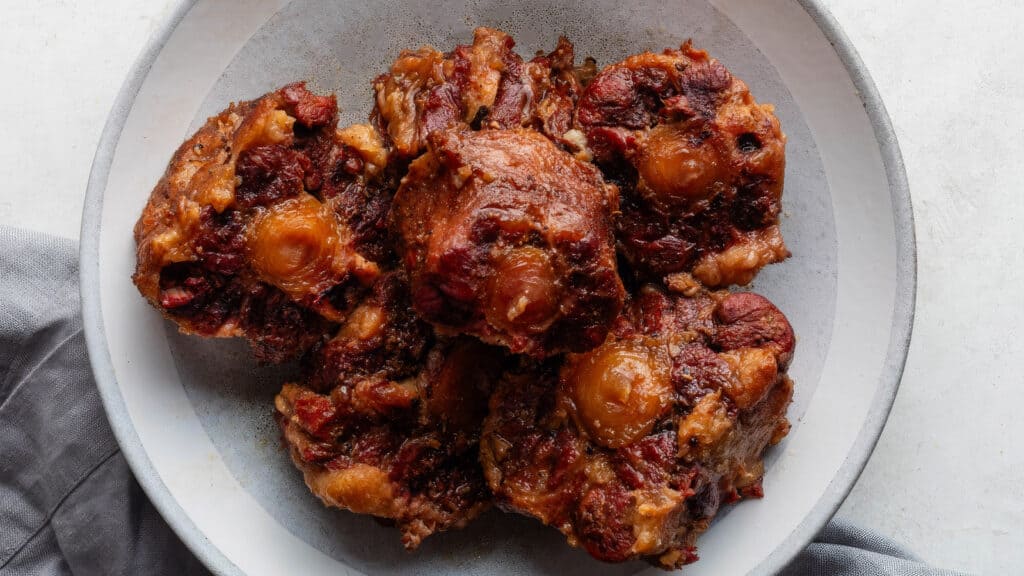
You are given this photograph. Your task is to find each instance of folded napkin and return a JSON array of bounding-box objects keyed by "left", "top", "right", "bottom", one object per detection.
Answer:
[{"left": 0, "top": 227, "right": 968, "bottom": 576}]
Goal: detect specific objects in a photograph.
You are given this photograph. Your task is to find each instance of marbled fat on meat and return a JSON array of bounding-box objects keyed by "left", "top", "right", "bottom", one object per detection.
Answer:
[
  {"left": 391, "top": 128, "right": 625, "bottom": 357},
  {"left": 577, "top": 42, "right": 789, "bottom": 286},
  {"left": 481, "top": 283, "right": 795, "bottom": 568},
  {"left": 275, "top": 273, "right": 505, "bottom": 548},
  {"left": 132, "top": 83, "right": 387, "bottom": 362}
]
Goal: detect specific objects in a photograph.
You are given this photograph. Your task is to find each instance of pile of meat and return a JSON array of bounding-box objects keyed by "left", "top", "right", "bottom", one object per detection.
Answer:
[{"left": 132, "top": 27, "right": 793, "bottom": 569}]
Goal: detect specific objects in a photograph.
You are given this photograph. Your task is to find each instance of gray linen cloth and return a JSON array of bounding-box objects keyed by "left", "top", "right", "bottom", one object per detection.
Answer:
[{"left": 0, "top": 227, "right": 968, "bottom": 576}]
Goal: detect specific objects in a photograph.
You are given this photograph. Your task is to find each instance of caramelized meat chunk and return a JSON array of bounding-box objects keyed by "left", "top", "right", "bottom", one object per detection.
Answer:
[
  {"left": 132, "top": 27, "right": 799, "bottom": 568},
  {"left": 391, "top": 128, "right": 625, "bottom": 357},
  {"left": 133, "top": 83, "right": 388, "bottom": 361},
  {"left": 480, "top": 284, "right": 795, "bottom": 568},
  {"left": 372, "top": 27, "right": 589, "bottom": 160},
  {"left": 576, "top": 42, "right": 788, "bottom": 286},
  {"left": 277, "top": 273, "right": 505, "bottom": 548}
]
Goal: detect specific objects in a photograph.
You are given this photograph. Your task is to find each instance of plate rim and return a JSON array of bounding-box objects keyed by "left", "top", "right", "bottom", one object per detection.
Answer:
[{"left": 79, "top": 2, "right": 916, "bottom": 574}]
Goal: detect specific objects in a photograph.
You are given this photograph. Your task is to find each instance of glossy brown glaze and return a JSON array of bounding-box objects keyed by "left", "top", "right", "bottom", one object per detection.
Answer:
[
  {"left": 371, "top": 27, "right": 590, "bottom": 161},
  {"left": 276, "top": 272, "right": 506, "bottom": 548},
  {"left": 131, "top": 29, "right": 798, "bottom": 567},
  {"left": 480, "top": 284, "right": 794, "bottom": 568},
  {"left": 391, "top": 128, "right": 625, "bottom": 357},
  {"left": 132, "top": 83, "right": 387, "bottom": 362},
  {"left": 576, "top": 42, "right": 788, "bottom": 286}
]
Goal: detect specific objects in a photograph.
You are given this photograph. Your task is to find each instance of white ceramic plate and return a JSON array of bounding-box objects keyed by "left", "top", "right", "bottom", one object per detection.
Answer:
[{"left": 81, "top": 1, "right": 915, "bottom": 574}]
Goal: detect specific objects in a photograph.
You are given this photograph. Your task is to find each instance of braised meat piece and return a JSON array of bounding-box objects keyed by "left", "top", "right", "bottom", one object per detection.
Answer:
[
  {"left": 371, "top": 27, "right": 589, "bottom": 161},
  {"left": 133, "top": 83, "right": 390, "bottom": 362},
  {"left": 480, "top": 281, "right": 795, "bottom": 568},
  {"left": 276, "top": 273, "right": 505, "bottom": 548},
  {"left": 309, "top": 121, "right": 397, "bottom": 265},
  {"left": 577, "top": 42, "right": 788, "bottom": 286},
  {"left": 391, "top": 128, "right": 625, "bottom": 357},
  {"left": 131, "top": 27, "right": 800, "bottom": 569}
]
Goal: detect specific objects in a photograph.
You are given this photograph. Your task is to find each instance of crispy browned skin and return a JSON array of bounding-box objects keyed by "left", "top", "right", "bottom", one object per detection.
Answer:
[
  {"left": 480, "top": 281, "right": 794, "bottom": 568},
  {"left": 391, "top": 128, "right": 625, "bottom": 357},
  {"left": 275, "top": 273, "right": 504, "bottom": 548},
  {"left": 371, "top": 27, "right": 590, "bottom": 161},
  {"left": 576, "top": 42, "right": 788, "bottom": 286},
  {"left": 132, "top": 83, "right": 390, "bottom": 362}
]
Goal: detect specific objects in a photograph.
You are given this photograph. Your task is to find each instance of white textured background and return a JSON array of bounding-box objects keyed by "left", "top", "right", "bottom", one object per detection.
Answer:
[{"left": 1, "top": 1, "right": 1020, "bottom": 574}]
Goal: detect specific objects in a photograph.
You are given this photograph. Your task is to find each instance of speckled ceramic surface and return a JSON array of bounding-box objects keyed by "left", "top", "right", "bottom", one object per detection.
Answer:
[{"left": 81, "top": 1, "right": 914, "bottom": 574}]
